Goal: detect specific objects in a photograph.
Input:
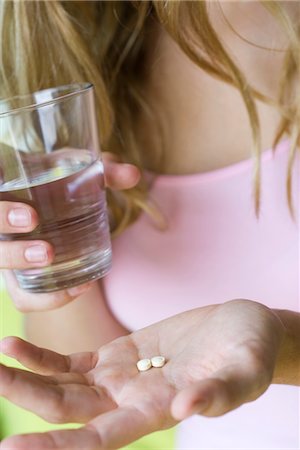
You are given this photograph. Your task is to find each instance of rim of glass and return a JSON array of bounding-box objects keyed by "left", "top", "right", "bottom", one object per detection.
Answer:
[{"left": 0, "top": 83, "right": 93, "bottom": 118}]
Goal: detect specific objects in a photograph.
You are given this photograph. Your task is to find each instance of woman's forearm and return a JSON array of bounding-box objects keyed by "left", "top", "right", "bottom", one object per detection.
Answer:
[
  {"left": 24, "top": 280, "right": 129, "bottom": 354},
  {"left": 272, "top": 309, "right": 300, "bottom": 385}
]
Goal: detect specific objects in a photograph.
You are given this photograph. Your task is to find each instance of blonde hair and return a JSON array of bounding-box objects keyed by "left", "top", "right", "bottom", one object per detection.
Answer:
[{"left": 1, "top": 1, "right": 299, "bottom": 235}]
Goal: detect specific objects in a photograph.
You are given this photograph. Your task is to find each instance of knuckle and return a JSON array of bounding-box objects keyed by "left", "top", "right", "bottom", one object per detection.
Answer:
[
  {"left": 3, "top": 276, "right": 32, "bottom": 311},
  {"left": 0, "top": 240, "right": 53, "bottom": 270},
  {"left": 46, "top": 412, "right": 66, "bottom": 424},
  {"left": 245, "top": 341, "right": 269, "bottom": 373},
  {"left": 0, "top": 214, "right": 7, "bottom": 231},
  {"left": 0, "top": 366, "right": 15, "bottom": 395},
  {"left": 213, "top": 378, "right": 231, "bottom": 402},
  {"left": 12, "top": 297, "right": 30, "bottom": 313},
  {"left": 44, "top": 291, "right": 72, "bottom": 310},
  {"left": 0, "top": 243, "right": 14, "bottom": 268},
  {"left": 0, "top": 242, "right": 25, "bottom": 269},
  {"left": 44, "top": 389, "right": 67, "bottom": 424},
  {"left": 0, "top": 202, "right": 10, "bottom": 228},
  {"left": 243, "top": 343, "right": 273, "bottom": 392},
  {"left": 84, "top": 424, "right": 103, "bottom": 448}
]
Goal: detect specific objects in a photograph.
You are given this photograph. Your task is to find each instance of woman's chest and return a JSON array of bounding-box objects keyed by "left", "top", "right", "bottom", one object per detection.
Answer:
[{"left": 104, "top": 143, "right": 299, "bottom": 330}]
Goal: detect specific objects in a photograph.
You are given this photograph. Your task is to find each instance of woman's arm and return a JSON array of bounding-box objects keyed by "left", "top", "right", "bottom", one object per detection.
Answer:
[
  {"left": 24, "top": 280, "right": 129, "bottom": 354},
  {"left": 272, "top": 309, "right": 300, "bottom": 385}
]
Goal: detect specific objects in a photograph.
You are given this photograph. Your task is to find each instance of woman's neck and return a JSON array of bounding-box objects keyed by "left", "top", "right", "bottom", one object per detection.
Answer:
[{"left": 136, "top": 3, "right": 292, "bottom": 175}]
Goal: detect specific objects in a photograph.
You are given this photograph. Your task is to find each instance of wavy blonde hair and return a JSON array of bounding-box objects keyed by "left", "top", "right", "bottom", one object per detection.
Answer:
[{"left": 0, "top": 1, "right": 299, "bottom": 235}]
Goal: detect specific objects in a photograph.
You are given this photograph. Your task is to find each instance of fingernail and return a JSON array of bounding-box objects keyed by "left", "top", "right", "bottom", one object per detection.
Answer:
[
  {"left": 24, "top": 245, "right": 48, "bottom": 262},
  {"left": 8, "top": 208, "right": 31, "bottom": 227},
  {"left": 68, "top": 283, "right": 92, "bottom": 297}
]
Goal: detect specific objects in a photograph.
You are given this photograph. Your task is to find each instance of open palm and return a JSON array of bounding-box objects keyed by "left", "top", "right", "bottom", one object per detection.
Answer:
[{"left": 0, "top": 299, "right": 284, "bottom": 450}]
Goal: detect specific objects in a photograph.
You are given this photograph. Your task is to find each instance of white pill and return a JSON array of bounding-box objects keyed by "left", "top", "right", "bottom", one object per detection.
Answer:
[
  {"left": 137, "top": 358, "right": 152, "bottom": 372},
  {"left": 151, "top": 356, "right": 166, "bottom": 368}
]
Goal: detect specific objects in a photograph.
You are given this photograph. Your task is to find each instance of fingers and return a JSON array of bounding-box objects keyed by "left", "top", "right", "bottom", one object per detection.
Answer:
[
  {"left": 0, "top": 427, "right": 100, "bottom": 450},
  {"left": 0, "top": 363, "right": 115, "bottom": 424},
  {"left": 0, "top": 240, "right": 54, "bottom": 269},
  {"left": 102, "top": 153, "right": 140, "bottom": 191},
  {"left": 88, "top": 406, "right": 154, "bottom": 449},
  {"left": 0, "top": 406, "right": 155, "bottom": 450},
  {"left": 0, "top": 201, "right": 52, "bottom": 271},
  {"left": 0, "top": 337, "right": 99, "bottom": 375},
  {"left": 2, "top": 270, "right": 93, "bottom": 312},
  {"left": 0, "top": 202, "right": 38, "bottom": 233},
  {"left": 171, "top": 363, "right": 271, "bottom": 420}
]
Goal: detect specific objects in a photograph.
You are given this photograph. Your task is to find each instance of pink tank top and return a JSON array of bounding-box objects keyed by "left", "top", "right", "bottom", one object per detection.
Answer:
[{"left": 103, "top": 139, "right": 300, "bottom": 449}]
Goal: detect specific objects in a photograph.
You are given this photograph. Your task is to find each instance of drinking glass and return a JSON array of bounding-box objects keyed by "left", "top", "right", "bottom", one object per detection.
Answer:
[{"left": 0, "top": 83, "right": 112, "bottom": 293}]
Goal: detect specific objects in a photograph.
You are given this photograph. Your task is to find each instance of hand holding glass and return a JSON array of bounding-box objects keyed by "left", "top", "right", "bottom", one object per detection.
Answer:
[{"left": 0, "top": 84, "right": 112, "bottom": 293}]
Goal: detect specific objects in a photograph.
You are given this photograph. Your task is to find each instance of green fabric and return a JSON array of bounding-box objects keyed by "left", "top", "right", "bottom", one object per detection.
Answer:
[{"left": 0, "top": 281, "right": 176, "bottom": 448}]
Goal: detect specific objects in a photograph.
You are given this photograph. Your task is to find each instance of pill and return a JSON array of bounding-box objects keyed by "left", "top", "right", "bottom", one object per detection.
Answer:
[
  {"left": 137, "top": 358, "right": 152, "bottom": 372},
  {"left": 151, "top": 356, "right": 166, "bottom": 368}
]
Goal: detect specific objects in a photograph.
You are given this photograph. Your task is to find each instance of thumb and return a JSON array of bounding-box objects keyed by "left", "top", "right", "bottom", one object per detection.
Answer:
[{"left": 171, "top": 362, "right": 272, "bottom": 420}]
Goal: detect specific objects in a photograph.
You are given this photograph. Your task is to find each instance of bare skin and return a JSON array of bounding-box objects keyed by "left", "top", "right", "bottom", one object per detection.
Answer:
[
  {"left": 18, "top": 2, "right": 299, "bottom": 356},
  {"left": 1, "top": 2, "right": 300, "bottom": 449},
  {"left": 1, "top": 153, "right": 140, "bottom": 313},
  {"left": 1, "top": 153, "right": 137, "bottom": 354},
  {"left": 138, "top": 2, "right": 291, "bottom": 175},
  {"left": 2, "top": 299, "right": 298, "bottom": 450}
]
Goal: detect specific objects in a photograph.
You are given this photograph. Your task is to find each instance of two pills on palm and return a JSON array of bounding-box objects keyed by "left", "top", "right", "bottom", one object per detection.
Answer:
[{"left": 137, "top": 356, "right": 166, "bottom": 372}]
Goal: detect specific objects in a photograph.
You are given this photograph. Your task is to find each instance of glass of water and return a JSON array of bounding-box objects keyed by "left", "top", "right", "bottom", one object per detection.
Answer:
[{"left": 0, "top": 83, "right": 112, "bottom": 293}]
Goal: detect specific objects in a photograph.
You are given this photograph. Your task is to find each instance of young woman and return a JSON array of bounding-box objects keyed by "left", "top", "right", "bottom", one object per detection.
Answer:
[{"left": 0, "top": 1, "right": 299, "bottom": 449}]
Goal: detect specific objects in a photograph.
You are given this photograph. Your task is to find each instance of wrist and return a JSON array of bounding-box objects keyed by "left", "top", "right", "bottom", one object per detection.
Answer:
[{"left": 271, "top": 309, "right": 300, "bottom": 385}]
